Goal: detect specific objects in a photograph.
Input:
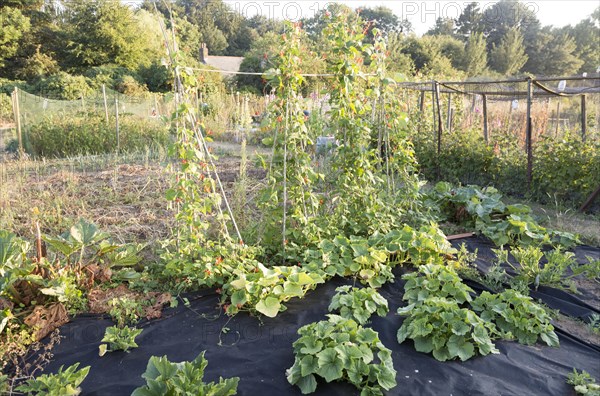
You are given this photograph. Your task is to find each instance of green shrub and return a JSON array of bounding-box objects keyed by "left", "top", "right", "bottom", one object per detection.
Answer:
[
  {"left": 533, "top": 133, "right": 600, "bottom": 205},
  {"left": 0, "top": 94, "right": 13, "bottom": 123},
  {"left": 411, "top": 126, "right": 598, "bottom": 208},
  {"left": 26, "top": 114, "right": 170, "bottom": 158},
  {"left": 33, "top": 72, "right": 93, "bottom": 100}
]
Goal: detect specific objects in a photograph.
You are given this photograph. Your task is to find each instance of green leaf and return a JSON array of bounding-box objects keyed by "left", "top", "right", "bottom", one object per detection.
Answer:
[
  {"left": 230, "top": 290, "right": 247, "bottom": 307},
  {"left": 540, "top": 331, "right": 559, "bottom": 347},
  {"left": 447, "top": 335, "right": 475, "bottom": 361},
  {"left": 316, "top": 348, "right": 344, "bottom": 382},
  {"left": 300, "top": 337, "right": 323, "bottom": 355},
  {"left": 296, "top": 374, "right": 317, "bottom": 394},
  {"left": 300, "top": 355, "right": 318, "bottom": 376},
  {"left": 255, "top": 296, "right": 281, "bottom": 318}
]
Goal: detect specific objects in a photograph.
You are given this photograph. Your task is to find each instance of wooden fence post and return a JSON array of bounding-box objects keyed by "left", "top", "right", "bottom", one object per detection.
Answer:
[
  {"left": 581, "top": 95, "right": 587, "bottom": 142},
  {"left": 554, "top": 101, "right": 561, "bottom": 137},
  {"left": 482, "top": 94, "right": 488, "bottom": 144},
  {"left": 102, "top": 84, "right": 109, "bottom": 123},
  {"left": 13, "top": 87, "right": 23, "bottom": 158},
  {"left": 526, "top": 78, "right": 533, "bottom": 191},
  {"left": 433, "top": 82, "right": 444, "bottom": 179},
  {"left": 115, "top": 98, "right": 120, "bottom": 153},
  {"left": 446, "top": 93, "right": 452, "bottom": 131}
]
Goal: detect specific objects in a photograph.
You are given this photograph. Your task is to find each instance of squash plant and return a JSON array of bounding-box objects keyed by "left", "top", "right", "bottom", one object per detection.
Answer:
[
  {"left": 287, "top": 315, "right": 396, "bottom": 395},
  {"left": 98, "top": 325, "right": 143, "bottom": 356},
  {"left": 402, "top": 263, "right": 474, "bottom": 306},
  {"left": 225, "top": 263, "right": 325, "bottom": 317},
  {"left": 427, "top": 182, "right": 579, "bottom": 248},
  {"left": 471, "top": 290, "right": 559, "bottom": 347},
  {"left": 16, "top": 363, "right": 90, "bottom": 396},
  {"left": 131, "top": 351, "right": 239, "bottom": 396},
  {"left": 397, "top": 297, "right": 499, "bottom": 361},
  {"left": 328, "top": 286, "right": 388, "bottom": 325}
]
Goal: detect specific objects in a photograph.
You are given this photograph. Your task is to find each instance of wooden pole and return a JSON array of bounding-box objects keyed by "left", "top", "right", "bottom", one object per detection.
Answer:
[
  {"left": 579, "top": 185, "right": 600, "bottom": 213},
  {"left": 446, "top": 93, "right": 452, "bottom": 131},
  {"left": 581, "top": 95, "right": 587, "bottom": 142},
  {"left": 115, "top": 98, "right": 120, "bottom": 153},
  {"left": 526, "top": 78, "right": 533, "bottom": 191},
  {"left": 448, "top": 108, "right": 454, "bottom": 134},
  {"left": 435, "top": 82, "right": 443, "bottom": 155},
  {"left": 434, "top": 82, "right": 444, "bottom": 179},
  {"left": 554, "top": 101, "right": 560, "bottom": 137},
  {"left": 13, "top": 88, "right": 23, "bottom": 158},
  {"left": 431, "top": 82, "right": 436, "bottom": 137},
  {"left": 482, "top": 94, "right": 489, "bottom": 144},
  {"left": 102, "top": 84, "right": 109, "bottom": 123},
  {"left": 419, "top": 91, "right": 425, "bottom": 113}
]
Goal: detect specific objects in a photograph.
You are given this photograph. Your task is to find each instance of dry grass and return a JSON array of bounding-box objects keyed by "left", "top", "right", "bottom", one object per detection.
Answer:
[{"left": 0, "top": 144, "right": 269, "bottom": 259}]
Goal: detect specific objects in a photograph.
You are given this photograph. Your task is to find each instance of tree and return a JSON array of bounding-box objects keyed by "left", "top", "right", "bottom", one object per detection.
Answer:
[
  {"left": 426, "top": 17, "right": 456, "bottom": 37},
  {"left": 359, "top": 6, "right": 406, "bottom": 42},
  {"left": 386, "top": 31, "right": 415, "bottom": 74},
  {"left": 524, "top": 27, "right": 584, "bottom": 75},
  {"left": 437, "top": 35, "right": 466, "bottom": 71},
  {"left": 490, "top": 27, "right": 528, "bottom": 75},
  {"left": 481, "top": 0, "right": 540, "bottom": 51},
  {"left": 455, "top": 2, "right": 483, "bottom": 40},
  {"left": 565, "top": 10, "right": 600, "bottom": 73},
  {"left": 64, "top": 1, "right": 163, "bottom": 71},
  {"left": 400, "top": 35, "right": 462, "bottom": 77},
  {"left": 462, "top": 32, "right": 488, "bottom": 77},
  {"left": 0, "top": 7, "right": 31, "bottom": 67}
]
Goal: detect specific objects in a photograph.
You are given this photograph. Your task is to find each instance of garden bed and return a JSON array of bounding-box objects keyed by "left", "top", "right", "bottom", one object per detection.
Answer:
[{"left": 33, "top": 236, "right": 599, "bottom": 395}]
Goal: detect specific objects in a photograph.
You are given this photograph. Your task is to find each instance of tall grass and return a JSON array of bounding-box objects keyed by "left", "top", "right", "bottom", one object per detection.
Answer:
[{"left": 24, "top": 114, "right": 170, "bottom": 158}]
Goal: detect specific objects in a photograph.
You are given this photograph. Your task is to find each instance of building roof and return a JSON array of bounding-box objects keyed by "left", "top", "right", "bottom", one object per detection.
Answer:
[{"left": 204, "top": 56, "right": 244, "bottom": 74}]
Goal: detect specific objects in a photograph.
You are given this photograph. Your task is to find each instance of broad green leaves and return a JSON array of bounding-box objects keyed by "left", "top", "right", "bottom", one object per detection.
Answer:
[
  {"left": 16, "top": 363, "right": 90, "bottom": 396},
  {"left": 397, "top": 297, "right": 499, "bottom": 362},
  {"left": 226, "top": 264, "right": 325, "bottom": 317},
  {"left": 287, "top": 315, "right": 396, "bottom": 395},
  {"left": 99, "top": 325, "right": 143, "bottom": 356},
  {"left": 255, "top": 296, "right": 281, "bottom": 318},
  {"left": 402, "top": 264, "right": 474, "bottom": 305},
  {"left": 427, "top": 182, "right": 579, "bottom": 248},
  {"left": 471, "top": 290, "right": 559, "bottom": 347},
  {"left": 131, "top": 351, "right": 239, "bottom": 396},
  {"left": 328, "top": 285, "right": 389, "bottom": 325},
  {"left": 398, "top": 262, "right": 559, "bottom": 362}
]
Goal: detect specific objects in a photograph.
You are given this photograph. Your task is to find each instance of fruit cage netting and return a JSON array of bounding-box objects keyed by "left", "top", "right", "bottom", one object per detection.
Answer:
[
  {"left": 396, "top": 75, "right": 600, "bottom": 207},
  {"left": 8, "top": 87, "right": 175, "bottom": 155}
]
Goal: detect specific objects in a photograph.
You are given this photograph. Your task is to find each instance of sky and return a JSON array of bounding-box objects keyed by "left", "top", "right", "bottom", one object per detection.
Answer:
[{"left": 222, "top": 0, "right": 599, "bottom": 35}]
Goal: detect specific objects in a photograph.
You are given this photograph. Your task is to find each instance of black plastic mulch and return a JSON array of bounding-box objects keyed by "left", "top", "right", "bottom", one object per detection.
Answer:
[{"left": 37, "top": 237, "right": 599, "bottom": 396}]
